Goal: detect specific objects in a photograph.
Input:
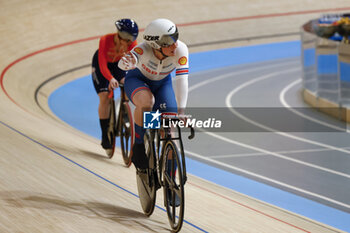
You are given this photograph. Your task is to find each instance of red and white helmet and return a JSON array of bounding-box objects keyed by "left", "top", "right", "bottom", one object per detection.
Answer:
[{"left": 143, "top": 18, "right": 179, "bottom": 49}]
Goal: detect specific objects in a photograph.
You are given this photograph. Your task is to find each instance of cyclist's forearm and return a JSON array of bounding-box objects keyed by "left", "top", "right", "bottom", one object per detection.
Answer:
[{"left": 174, "top": 75, "right": 188, "bottom": 110}]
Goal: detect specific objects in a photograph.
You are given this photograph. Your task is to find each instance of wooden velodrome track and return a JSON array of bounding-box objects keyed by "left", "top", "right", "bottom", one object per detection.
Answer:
[{"left": 1, "top": 1, "right": 350, "bottom": 232}]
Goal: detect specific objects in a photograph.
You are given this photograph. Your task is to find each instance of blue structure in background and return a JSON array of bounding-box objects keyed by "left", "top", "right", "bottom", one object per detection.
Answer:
[
  {"left": 302, "top": 16, "right": 350, "bottom": 105},
  {"left": 317, "top": 54, "right": 338, "bottom": 74},
  {"left": 340, "top": 62, "right": 350, "bottom": 82},
  {"left": 303, "top": 48, "right": 316, "bottom": 67}
]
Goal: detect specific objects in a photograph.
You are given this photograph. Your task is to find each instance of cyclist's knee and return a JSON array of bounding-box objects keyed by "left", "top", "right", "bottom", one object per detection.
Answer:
[
  {"left": 98, "top": 92, "right": 109, "bottom": 105},
  {"left": 133, "top": 90, "right": 154, "bottom": 109}
]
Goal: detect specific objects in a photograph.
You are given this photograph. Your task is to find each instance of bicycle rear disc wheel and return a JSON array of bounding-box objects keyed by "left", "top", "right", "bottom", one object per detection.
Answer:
[
  {"left": 136, "top": 132, "right": 156, "bottom": 216},
  {"left": 119, "top": 102, "right": 134, "bottom": 166},
  {"left": 162, "top": 141, "right": 184, "bottom": 232}
]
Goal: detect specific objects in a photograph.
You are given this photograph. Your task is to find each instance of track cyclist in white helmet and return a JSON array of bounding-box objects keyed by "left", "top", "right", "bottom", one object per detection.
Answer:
[{"left": 118, "top": 18, "right": 189, "bottom": 170}]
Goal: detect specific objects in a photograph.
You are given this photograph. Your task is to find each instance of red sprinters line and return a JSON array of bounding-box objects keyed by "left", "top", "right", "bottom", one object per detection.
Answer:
[
  {"left": 188, "top": 181, "right": 311, "bottom": 233},
  {"left": 0, "top": 36, "right": 100, "bottom": 111},
  {"left": 178, "top": 7, "right": 350, "bottom": 27},
  {"left": 3, "top": 6, "right": 350, "bottom": 107}
]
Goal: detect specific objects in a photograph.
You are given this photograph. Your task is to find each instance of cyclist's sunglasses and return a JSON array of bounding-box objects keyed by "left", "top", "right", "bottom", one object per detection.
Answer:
[{"left": 156, "top": 29, "right": 179, "bottom": 48}]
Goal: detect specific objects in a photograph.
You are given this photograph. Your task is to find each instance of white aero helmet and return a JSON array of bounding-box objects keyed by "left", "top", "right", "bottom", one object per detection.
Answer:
[{"left": 143, "top": 18, "right": 179, "bottom": 49}]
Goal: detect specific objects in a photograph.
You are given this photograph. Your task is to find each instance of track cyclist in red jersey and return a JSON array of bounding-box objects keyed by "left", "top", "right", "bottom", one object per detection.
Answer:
[
  {"left": 92, "top": 19, "right": 138, "bottom": 156},
  {"left": 118, "top": 18, "right": 189, "bottom": 171}
]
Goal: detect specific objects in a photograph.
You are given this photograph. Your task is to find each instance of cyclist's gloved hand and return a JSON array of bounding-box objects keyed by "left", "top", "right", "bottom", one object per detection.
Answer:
[
  {"left": 118, "top": 51, "right": 137, "bottom": 70},
  {"left": 109, "top": 78, "right": 119, "bottom": 90}
]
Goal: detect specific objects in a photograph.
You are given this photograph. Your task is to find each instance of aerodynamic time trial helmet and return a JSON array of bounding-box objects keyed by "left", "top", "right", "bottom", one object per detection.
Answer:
[
  {"left": 143, "top": 18, "right": 179, "bottom": 49},
  {"left": 115, "top": 19, "right": 139, "bottom": 42}
]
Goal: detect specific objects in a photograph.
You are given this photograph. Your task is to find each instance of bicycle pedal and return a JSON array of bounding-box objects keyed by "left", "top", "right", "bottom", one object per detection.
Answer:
[{"left": 152, "top": 171, "right": 161, "bottom": 190}]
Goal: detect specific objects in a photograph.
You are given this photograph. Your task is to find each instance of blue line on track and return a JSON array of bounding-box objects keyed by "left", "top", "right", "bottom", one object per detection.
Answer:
[{"left": 0, "top": 120, "right": 208, "bottom": 233}]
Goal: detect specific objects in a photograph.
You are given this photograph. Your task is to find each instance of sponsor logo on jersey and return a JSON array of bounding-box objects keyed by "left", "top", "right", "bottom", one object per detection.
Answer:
[
  {"left": 148, "top": 60, "right": 158, "bottom": 68},
  {"left": 142, "top": 64, "right": 158, "bottom": 75},
  {"left": 163, "top": 63, "right": 173, "bottom": 68},
  {"left": 134, "top": 47, "right": 143, "bottom": 55},
  {"left": 178, "top": 56, "right": 187, "bottom": 65}
]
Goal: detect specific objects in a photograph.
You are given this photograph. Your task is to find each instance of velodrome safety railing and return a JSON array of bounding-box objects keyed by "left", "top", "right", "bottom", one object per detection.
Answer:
[{"left": 301, "top": 14, "right": 350, "bottom": 112}]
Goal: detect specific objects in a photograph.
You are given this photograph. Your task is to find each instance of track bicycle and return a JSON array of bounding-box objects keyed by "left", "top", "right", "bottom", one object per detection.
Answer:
[
  {"left": 136, "top": 117, "right": 195, "bottom": 232},
  {"left": 106, "top": 83, "right": 134, "bottom": 166}
]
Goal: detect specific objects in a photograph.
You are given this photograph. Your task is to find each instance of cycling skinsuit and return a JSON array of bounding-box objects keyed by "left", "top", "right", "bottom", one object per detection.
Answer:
[
  {"left": 123, "top": 40, "right": 189, "bottom": 114},
  {"left": 92, "top": 33, "right": 137, "bottom": 93}
]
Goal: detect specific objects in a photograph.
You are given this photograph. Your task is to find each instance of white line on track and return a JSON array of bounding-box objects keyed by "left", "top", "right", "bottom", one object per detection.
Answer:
[
  {"left": 188, "top": 60, "right": 299, "bottom": 93},
  {"left": 185, "top": 148, "right": 350, "bottom": 209},
  {"left": 186, "top": 61, "right": 350, "bottom": 209},
  {"left": 225, "top": 68, "right": 350, "bottom": 179},
  {"left": 226, "top": 70, "right": 350, "bottom": 159},
  {"left": 279, "top": 79, "right": 349, "bottom": 132},
  {"left": 208, "top": 146, "right": 350, "bottom": 159}
]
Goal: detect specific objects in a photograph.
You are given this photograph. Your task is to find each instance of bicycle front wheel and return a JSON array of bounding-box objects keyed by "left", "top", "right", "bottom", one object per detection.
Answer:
[
  {"left": 162, "top": 141, "right": 184, "bottom": 232},
  {"left": 106, "top": 98, "right": 117, "bottom": 159},
  {"left": 119, "top": 101, "right": 134, "bottom": 166}
]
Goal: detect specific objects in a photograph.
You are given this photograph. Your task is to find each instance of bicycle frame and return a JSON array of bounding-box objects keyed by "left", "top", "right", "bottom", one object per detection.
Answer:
[
  {"left": 137, "top": 117, "right": 195, "bottom": 231},
  {"left": 106, "top": 83, "right": 134, "bottom": 164},
  {"left": 151, "top": 118, "right": 195, "bottom": 186},
  {"left": 110, "top": 83, "right": 127, "bottom": 133}
]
